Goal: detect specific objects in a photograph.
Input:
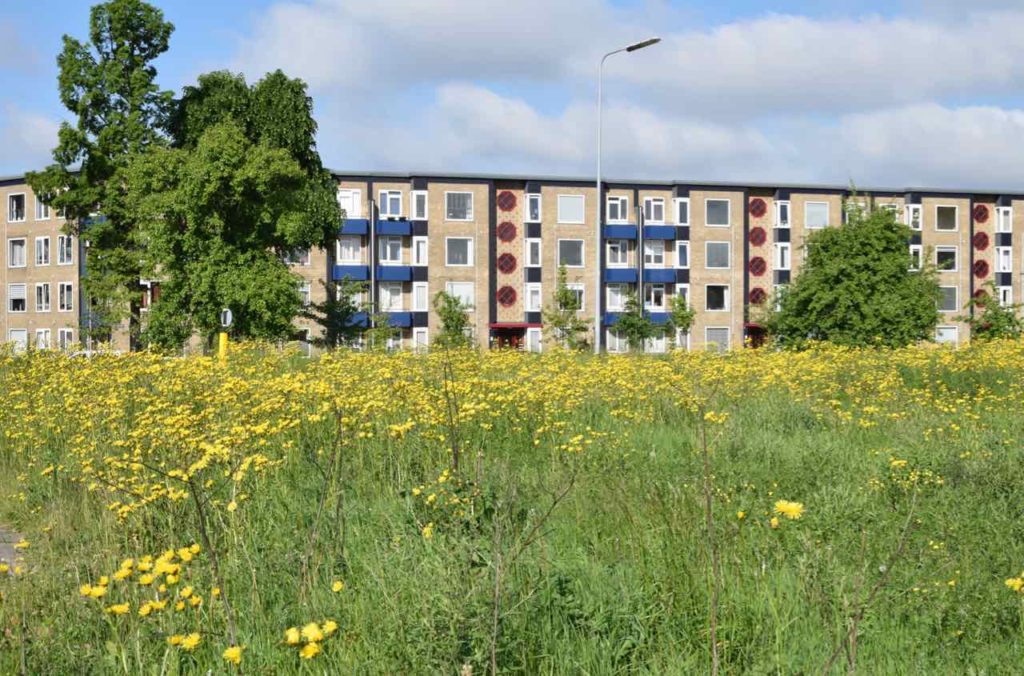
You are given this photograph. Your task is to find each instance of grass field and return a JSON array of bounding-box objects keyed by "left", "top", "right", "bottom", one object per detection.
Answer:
[{"left": 0, "top": 342, "right": 1023, "bottom": 674}]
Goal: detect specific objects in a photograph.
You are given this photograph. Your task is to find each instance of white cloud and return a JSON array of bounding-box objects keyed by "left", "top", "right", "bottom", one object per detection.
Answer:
[{"left": 0, "top": 106, "right": 59, "bottom": 174}]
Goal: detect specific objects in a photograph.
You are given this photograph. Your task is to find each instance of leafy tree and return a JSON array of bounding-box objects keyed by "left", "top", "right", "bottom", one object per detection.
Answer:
[
  {"left": 26, "top": 0, "right": 175, "bottom": 347},
  {"left": 302, "top": 279, "right": 368, "bottom": 349},
  {"left": 364, "top": 312, "right": 401, "bottom": 351},
  {"left": 613, "top": 291, "right": 655, "bottom": 352},
  {"left": 543, "top": 265, "right": 589, "bottom": 350},
  {"left": 126, "top": 70, "right": 341, "bottom": 349},
  {"left": 960, "top": 282, "right": 1024, "bottom": 341},
  {"left": 665, "top": 293, "right": 696, "bottom": 349},
  {"left": 433, "top": 291, "right": 473, "bottom": 348},
  {"left": 767, "top": 204, "right": 941, "bottom": 348}
]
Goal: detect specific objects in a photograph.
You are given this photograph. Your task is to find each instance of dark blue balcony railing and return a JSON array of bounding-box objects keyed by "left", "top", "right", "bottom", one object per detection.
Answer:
[
  {"left": 604, "top": 224, "right": 638, "bottom": 240},
  {"left": 340, "top": 218, "right": 369, "bottom": 235},
  {"left": 377, "top": 220, "right": 412, "bottom": 236},
  {"left": 332, "top": 264, "right": 369, "bottom": 281},
  {"left": 643, "top": 225, "right": 676, "bottom": 240},
  {"left": 604, "top": 268, "right": 638, "bottom": 283},
  {"left": 376, "top": 265, "right": 413, "bottom": 282},
  {"left": 643, "top": 268, "right": 676, "bottom": 283},
  {"left": 385, "top": 312, "right": 413, "bottom": 328}
]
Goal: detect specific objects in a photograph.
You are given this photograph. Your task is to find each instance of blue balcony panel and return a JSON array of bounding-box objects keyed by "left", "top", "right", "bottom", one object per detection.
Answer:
[
  {"left": 340, "top": 218, "right": 369, "bottom": 235},
  {"left": 376, "top": 265, "right": 413, "bottom": 282},
  {"left": 648, "top": 312, "right": 670, "bottom": 325},
  {"left": 643, "top": 225, "right": 677, "bottom": 240},
  {"left": 603, "top": 311, "right": 670, "bottom": 326},
  {"left": 332, "top": 264, "right": 369, "bottom": 281},
  {"left": 604, "top": 224, "right": 638, "bottom": 240},
  {"left": 643, "top": 268, "right": 677, "bottom": 283},
  {"left": 386, "top": 312, "right": 413, "bottom": 328},
  {"left": 377, "top": 220, "right": 412, "bottom": 236},
  {"left": 603, "top": 312, "right": 622, "bottom": 326},
  {"left": 604, "top": 268, "right": 638, "bottom": 283},
  {"left": 346, "top": 312, "right": 369, "bottom": 328}
]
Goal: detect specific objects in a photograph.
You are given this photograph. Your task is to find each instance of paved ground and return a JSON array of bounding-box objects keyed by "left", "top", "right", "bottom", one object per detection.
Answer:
[{"left": 0, "top": 526, "right": 20, "bottom": 572}]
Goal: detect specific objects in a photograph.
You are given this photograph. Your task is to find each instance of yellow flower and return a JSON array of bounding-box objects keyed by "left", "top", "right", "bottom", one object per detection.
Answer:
[
  {"left": 212, "top": 587, "right": 221, "bottom": 597},
  {"left": 422, "top": 522, "right": 434, "bottom": 539},
  {"left": 299, "top": 642, "right": 322, "bottom": 659},
  {"left": 223, "top": 645, "right": 243, "bottom": 665},
  {"left": 227, "top": 500, "right": 238, "bottom": 513},
  {"left": 301, "top": 622, "right": 324, "bottom": 643},
  {"left": 168, "top": 634, "right": 184, "bottom": 646},
  {"left": 1006, "top": 577, "right": 1024, "bottom": 593},
  {"left": 181, "top": 633, "right": 201, "bottom": 651},
  {"left": 770, "top": 517, "right": 780, "bottom": 530},
  {"left": 331, "top": 580, "right": 344, "bottom": 593},
  {"left": 773, "top": 500, "right": 805, "bottom": 520},
  {"left": 138, "top": 574, "right": 154, "bottom": 586},
  {"left": 13, "top": 539, "right": 28, "bottom": 550},
  {"left": 284, "top": 627, "right": 301, "bottom": 645},
  {"left": 105, "top": 603, "right": 130, "bottom": 615},
  {"left": 322, "top": 619, "right": 339, "bottom": 636},
  {"left": 79, "top": 583, "right": 93, "bottom": 597},
  {"left": 190, "top": 595, "right": 202, "bottom": 608},
  {"left": 180, "top": 586, "right": 193, "bottom": 598},
  {"left": 189, "top": 543, "right": 201, "bottom": 555},
  {"left": 88, "top": 585, "right": 108, "bottom": 599},
  {"left": 166, "top": 574, "right": 179, "bottom": 585},
  {"left": 139, "top": 603, "right": 153, "bottom": 617},
  {"left": 736, "top": 511, "right": 746, "bottom": 520},
  {"left": 175, "top": 601, "right": 186, "bottom": 611},
  {"left": 120, "top": 558, "right": 134, "bottom": 570},
  {"left": 112, "top": 568, "right": 131, "bottom": 581}
]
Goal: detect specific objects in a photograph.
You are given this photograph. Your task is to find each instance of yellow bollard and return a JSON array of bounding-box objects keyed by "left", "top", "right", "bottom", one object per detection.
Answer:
[{"left": 218, "top": 332, "right": 228, "bottom": 361}]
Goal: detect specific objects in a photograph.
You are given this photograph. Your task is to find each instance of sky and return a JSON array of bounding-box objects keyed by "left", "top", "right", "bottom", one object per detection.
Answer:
[{"left": 4, "top": 0, "right": 1024, "bottom": 189}]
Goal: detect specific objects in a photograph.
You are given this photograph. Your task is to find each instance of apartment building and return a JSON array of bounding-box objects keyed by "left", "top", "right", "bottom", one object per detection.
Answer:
[{"left": 2, "top": 170, "right": 1019, "bottom": 352}]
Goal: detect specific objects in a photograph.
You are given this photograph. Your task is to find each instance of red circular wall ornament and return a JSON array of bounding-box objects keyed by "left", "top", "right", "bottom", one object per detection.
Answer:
[
  {"left": 748, "top": 227, "right": 767, "bottom": 246},
  {"left": 496, "top": 221, "right": 517, "bottom": 242},
  {"left": 497, "top": 191, "right": 517, "bottom": 212},
  {"left": 749, "top": 287, "right": 768, "bottom": 305},
  {"left": 496, "top": 253, "right": 517, "bottom": 274},
  {"left": 748, "top": 256, "right": 767, "bottom": 277},
  {"left": 973, "top": 259, "right": 990, "bottom": 278},
  {"left": 973, "top": 289, "right": 989, "bottom": 299},
  {"left": 972, "top": 231, "right": 989, "bottom": 251},
  {"left": 496, "top": 286, "right": 517, "bottom": 307},
  {"left": 748, "top": 198, "right": 767, "bottom": 218},
  {"left": 973, "top": 204, "right": 990, "bottom": 224}
]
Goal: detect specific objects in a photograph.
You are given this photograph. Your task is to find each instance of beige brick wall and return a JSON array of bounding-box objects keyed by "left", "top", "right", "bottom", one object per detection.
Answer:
[
  {"left": 688, "top": 190, "right": 746, "bottom": 350},
  {"left": 920, "top": 197, "right": 971, "bottom": 345},
  {"left": 541, "top": 184, "right": 598, "bottom": 347}
]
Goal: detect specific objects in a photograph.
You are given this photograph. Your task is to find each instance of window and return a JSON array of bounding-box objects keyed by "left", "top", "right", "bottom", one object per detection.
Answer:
[
  {"left": 336, "top": 235, "right": 361, "bottom": 263},
  {"left": 379, "top": 282, "right": 404, "bottom": 311},
  {"left": 35, "top": 236, "right": 50, "bottom": 266},
  {"left": 774, "top": 242, "right": 791, "bottom": 270},
  {"left": 413, "top": 282, "right": 428, "bottom": 311},
  {"left": 935, "top": 246, "right": 958, "bottom": 272},
  {"left": 675, "top": 283, "right": 690, "bottom": 304},
  {"left": 561, "top": 284, "right": 584, "bottom": 312},
  {"left": 705, "top": 199, "right": 730, "bottom": 227},
  {"left": 8, "top": 194, "right": 25, "bottom": 222},
  {"left": 413, "top": 327, "right": 429, "bottom": 351},
  {"left": 643, "top": 197, "right": 665, "bottom": 224},
  {"left": 525, "top": 283, "right": 542, "bottom": 312},
  {"left": 607, "top": 196, "right": 628, "bottom": 223},
  {"left": 705, "top": 327, "right": 730, "bottom": 353},
  {"left": 906, "top": 204, "right": 922, "bottom": 231},
  {"left": 997, "top": 206, "right": 1013, "bottom": 233},
  {"left": 8, "top": 284, "right": 26, "bottom": 312},
  {"left": 936, "top": 205, "right": 958, "bottom": 231},
  {"left": 935, "top": 326, "right": 958, "bottom": 345},
  {"left": 379, "top": 236, "right": 403, "bottom": 264},
  {"left": 412, "top": 236, "right": 428, "bottom": 266},
  {"left": 607, "top": 239, "right": 628, "bottom": 267},
  {"left": 675, "top": 241, "right": 689, "bottom": 269},
  {"left": 445, "top": 237, "right": 473, "bottom": 266},
  {"left": 445, "top": 281, "right": 474, "bottom": 309},
  {"left": 606, "top": 329, "right": 627, "bottom": 354},
  {"left": 999, "top": 286, "right": 1013, "bottom": 307},
  {"left": 939, "top": 286, "right": 958, "bottom": 313},
  {"left": 705, "top": 242, "right": 731, "bottom": 269},
  {"left": 525, "top": 238, "right": 541, "bottom": 267},
  {"left": 676, "top": 327, "right": 691, "bottom": 350},
  {"left": 283, "top": 248, "right": 310, "bottom": 266},
  {"left": 299, "top": 282, "right": 311, "bottom": 306},
  {"left": 58, "top": 328, "right": 74, "bottom": 351},
  {"left": 526, "top": 194, "right": 541, "bottom": 223},
  {"left": 775, "top": 201, "right": 790, "bottom": 228},
  {"left": 705, "top": 285, "right": 729, "bottom": 311},
  {"left": 526, "top": 327, "right": 542, "bottom": 353},
  {"left": 557, "top": 239, "right": 584, "bottom": 268},
  {"left": 8, "top": 329, "right": 27, "bottom": 353},
  {"left": 805, "top": 202, "right": 829, "bottom": 229},
  {"left": 8, "top": 238, "right": 26, "bottom": 268},
  {"left": 675, "top": 198, "right": 690, "bottom": 225},
  {"left": 643, "top": 240, "right": 665, "bottom": 266},
  {"left": 35, "top": 283, "right": 50, "bottom": 312},
  {"left": 644, "top": 334, "right": 667, "bottom": 354},
  {"left": 412, "top": 191, "right": 428, "bottom": 220},
  {"left": 35, "top": 197, "right": 49, "bottom": 220},
  {"left": 997, "top": 246, "right": 1012, "bottom": 273},
  {"left": 557, "top": 195, "right": 585, "bottom": 224},
  {"left": 379, "top": 190, "right": 402, "bottom": 217},
  {"left": 909, "top": 245, "right": 922, "bottom": 271},
  {"left": 35, "top": 329, "right": 50, "bottom": 350},
  {"left": 606, "top": 283, "right": 626, "bottom": 311},
  {"left": 445, "top": 192, "right": 473, "bottom": 221},
  {"left": 58, "top": 235, "right": 73, "bottom": 265},
  {"left": 337, "top": 188, "right": 362, "bottom": 219},
  {"left": 644, "top": 283, "right": 666, "bottom": 311},
  {"left": 58, "top": 282, "right": 74, "bottom": 312}
]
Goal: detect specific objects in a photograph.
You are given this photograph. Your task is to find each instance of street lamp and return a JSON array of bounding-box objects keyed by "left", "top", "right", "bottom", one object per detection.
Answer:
[{"left": 595, "top": 37, "right": 661, "bottom": 354}]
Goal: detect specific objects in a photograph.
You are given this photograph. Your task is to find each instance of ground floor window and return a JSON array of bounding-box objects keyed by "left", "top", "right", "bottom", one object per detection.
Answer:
[{"left": 705, "top": 327, "right": 730, "bottom": 352}]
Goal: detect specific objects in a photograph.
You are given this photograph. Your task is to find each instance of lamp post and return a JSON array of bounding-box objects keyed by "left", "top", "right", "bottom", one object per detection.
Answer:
[{"left": 595, "top": 37, "right": 661, "bottom": 354}]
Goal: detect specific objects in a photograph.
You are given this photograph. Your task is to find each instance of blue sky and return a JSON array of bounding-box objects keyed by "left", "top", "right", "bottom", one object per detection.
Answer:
[{"left": 4, "top": 0, "right": 1024, "bottom": 189}]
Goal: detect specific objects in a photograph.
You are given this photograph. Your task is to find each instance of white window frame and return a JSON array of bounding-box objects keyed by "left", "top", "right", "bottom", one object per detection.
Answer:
[
  {"left": 58, "top": 282, "right": 74, "bottom": 312},
  {"left": 444, "top": 191, "right": 474, "bottom": 221},
  {"left": 525, "top": 283, "right": 542, "bottom": 312},
  {"left": 644, "top": 334, "right": 667, "bottom": 354},
  {"left": 774, "top": 242, "right": 791, "bottom": 271},
  {"left": 412, "top": 236, "right": 428, "bottom": 266},
  {"left": 607, "top": 239, "right": 628, "bottom": 268},
  {"left": 35, "top": 283, "right": 50, "bottom": 312},
  {"left": 606, "top": 283, "right": 626, "bottom": 311},
  {"left": 644, "top": 283, "right": 666, "bottom": 311},
  {"left": 938, "top": 285, "right": 958, "bottom": 313},
  {"left": 643, "top": 197, "right": 665, "bottom": 224},
  {"left": 804, "top": 201, "right": 830, "bottom": 229},
  {"left": 412, "top": 281, "right": 429, "bottom": 312},
  {"left": 525, "top": 238, "right": 541, "bottom": 267},
  {"left": 705, "top": 327, "right": 730, "bottom": 353},
  {"left": 935, "top": 205, "right": 958, "bottom": 232},
  {"left": 557, "top": 194, "right": 586, "bottom": 224},
  {"left": 412, "top": 190, "right": 429, "bottom": 220},
  {"left": 775, "top": 200, "right": 791, "bottom": 228},
  {"left": 58, "top": 328, "right": 73, "bottom": 351},
  {"left": 413, "top": 327, "right": 429, "bottom": 351},
  {"left": 337, "top": 188, "right": 362, "bottom": 219},
  {"left": 8, "top": 238, "right": 26, "bottom": 268},
  {"left": 557, "top": 239, "right": 585, "bottom": 268},
  {"left": 445, "top": 281, "right": 475, "bottom": 310},
  {"left": 57, "top": 235, "right": 73, "bottom": 266},
  {"left": 675, "top": 241, "right": 690, "bottom": 269},
  {"left": 378, "top": 236, "right": 403, "bottom": 265},
  {"left": 675, "top": 198, "right": 690, "bottom": 226},
  {"left": 705, "top": 284, "right": 730, "bottom": 312},
  {"left": 705, "top": 199, "right": 731, "bottom": 227},
  {"left": 35, "top": 196, "right": 50, "bottom": 221},
  {"left": 606, "top": 195, "right": 628, "bottom": 223},
  {"left": 8, "top": 329, "right": 27, "bottom": 353},
  {"left": 564, "top": 284, "right": 585, "bottom": 313},
  {"left": 705, "top": 241, "right": 731, "bottom": 270},
  {"left": 606, "top": 329, "right": 627, "bottom": 354},
  {"left": 8, "top": 193, "right": 26, "bottom": 223},
  {"left": 8, "top": 283, "right": 26, "bottom": 313},
  {"left": 526, "top": 327, "right": 542, "bottom": 353},
  {"left": 643, "top": 240, "right": 665, "bottom": 266},
  {"left": 525, "top": 194, "right": 542, "bottom": 223},
  {"left": 336, "top": 235, "right": 362, "bottom": 264},
  {"left": 674, "top": 283, "right": 690, "bottom": 312},
  {"left": 445, "top": 237, "right": 474, "bottom": 267},
  {"left": 299, "top": 281, "right": 312, "bottom": 307},
  {"left": 283, "top": 248, "right": 310, "bottom": 266},
  {"left": 378, "top": 190, "right": 403, "bottom": 218},
  {"left": 935, "top": 246, "right": 958, "bottom": 272},
  {"left": 379, "top": 281, "right": 404, "bottom": 312},
  {"left": 996, "top": 246, "right": 1012, "bottom": 273},
  {"left": 997, "top": 206, "right": 1013, "bottom": 233},
  {"left": 906, "top": 204, "right": 922, "bottom": 231},
  {"left": 998, "top": 286, "right": 1013, "bottom": 307},
  {"left": 35, "top": 236, "right": 50, "bottom": 266},
  {"left": 935, "top": 325, "right": 958, "bottom": 345},
  {"left": 909, "top": 244, "right": 922, "bottom": 271}
]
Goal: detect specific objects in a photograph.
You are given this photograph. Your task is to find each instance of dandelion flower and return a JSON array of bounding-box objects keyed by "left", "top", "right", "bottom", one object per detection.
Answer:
[
  {"left": 223, "top": 645, "right": 243, "bottom": 665},
  {"left": 79, "top": 583, "right": 93, "bottom": 597},
  {"left": 300, "top": 642, "right": 321, "bottom": 659},
  {"left": 301, "top": 622, "right": 324, "bottom": 643},
  {"left": 1006, "top": 577, "right": 1024, "bottom": 593},
  {"left": 13, "top": 539, "right": 28, "bottom": 550},
  {"left": 212, "top": 587, "right": 221, "bottom": 598},
  {"left": 106, "top": 603, "right": 130, "bottom": 615},
  {"left": 181, "top": 633, "right": 201, "bottom": 651},
  {"left": 331, "top": 580, "right": 344, "bottom": 593},
  {"left": 770, "top": 517, "right": 780, "bottom": 530},
  {"left": 89, "top": 585, "right": 108, "bottom": 599},
  {"left": 322, "top": 619, "right": 338, "bottom": 636},
  {"left": 180, "top": 586, "right": 193, "bottom": 598},
  {"left": 226, "top": 501, "right": 238, "bottom": 513},
  {"left": 284, "top": 627, "right": 301, "bottom": 645},
  {"left": 773, "top": 500, "right": 805, "bottom": 520},
  {"left": 138, "top": 574, "right": 154, "bottom": 586},
  {"left": 736, "top": 511, "right": 746, "bottom": 520},
  {"left": 422, "top": 522, "right": 434, "bottom": 539},
  {"left": 167, "top": 635, "right": 183, "bottom": 646}
]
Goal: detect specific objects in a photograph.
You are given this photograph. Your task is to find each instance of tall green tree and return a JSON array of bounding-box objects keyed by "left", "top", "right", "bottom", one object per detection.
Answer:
[
  {"left": 432, "top": 291, "right": 473, "bottom": 348},
  {"left": 126, "top": 70, "right": 341, "bottom": 349},
  {"left": 27, "top": 0, "right": 174, "bottom": 346},
  {"left": 614, "top": 291, "right": 655, "bottom": 352},
  {"left": 302, "top": 279, "right": 369, "bottom": 349},
  {"left": 960, "top": 282, "right": 1024, "bottom": 341},
  {"left": 665, "top": 293, "right": 696, "bottom": 349},
  {"left": 543, "top": 265, "right": 589, "bottom": 350},
  {"left": 767, "top": 203, "right": 941, "bottom": 348}
]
